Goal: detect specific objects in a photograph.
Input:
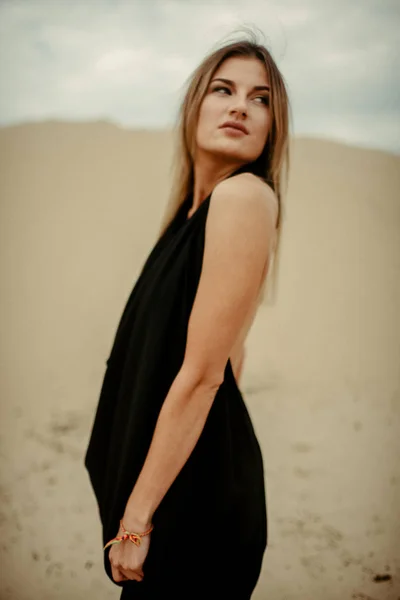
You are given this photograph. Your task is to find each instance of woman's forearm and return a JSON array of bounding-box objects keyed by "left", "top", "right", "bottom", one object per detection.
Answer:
[{"left": 122, "top": 367, "right": 222, "bottom": 528}]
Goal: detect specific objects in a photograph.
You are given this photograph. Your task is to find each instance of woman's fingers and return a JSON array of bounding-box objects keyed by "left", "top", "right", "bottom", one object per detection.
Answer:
[
  {"left": 119, "top": 567, "right": 144, "bottom": 582},
  {"left": 111, "top": 564, "right": 128, "bottom": 582},
  {"left": 111, "top": 561, "right": 144, "bottom": 583}
]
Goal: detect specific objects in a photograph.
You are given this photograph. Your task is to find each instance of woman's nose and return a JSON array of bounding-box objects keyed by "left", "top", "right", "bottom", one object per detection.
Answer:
[{"left": 228, "top": 98, "right": 247, "bottom": 118}]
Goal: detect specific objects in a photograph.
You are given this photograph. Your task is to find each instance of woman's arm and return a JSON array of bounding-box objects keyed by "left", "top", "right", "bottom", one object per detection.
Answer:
[{"left": 122, "top": 175, "right": 277, "bottom": 530}]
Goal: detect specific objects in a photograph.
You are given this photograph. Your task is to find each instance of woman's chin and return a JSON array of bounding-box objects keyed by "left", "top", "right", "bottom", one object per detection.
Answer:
[{"left": 206, "top": 142, "right": 251, "bottom": 162}]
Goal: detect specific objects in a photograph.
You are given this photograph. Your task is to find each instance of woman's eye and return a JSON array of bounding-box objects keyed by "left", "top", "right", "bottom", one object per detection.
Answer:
[
  {"left": 255, "top": 96, "right": 270, "bottom": 106},
  {"left": 213, "top": 85, "right": 230, "bottom": 94}
]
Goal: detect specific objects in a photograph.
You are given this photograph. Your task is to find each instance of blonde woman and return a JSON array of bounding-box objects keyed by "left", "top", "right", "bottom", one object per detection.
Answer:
[{"left": 85, "top": 31, "right": 290, "bottom": 600}]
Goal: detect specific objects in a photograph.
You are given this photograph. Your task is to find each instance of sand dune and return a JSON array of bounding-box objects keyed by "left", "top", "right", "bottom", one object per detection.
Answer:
[{"left": 0, "top": 121, "right": 399, "bottom": 599}]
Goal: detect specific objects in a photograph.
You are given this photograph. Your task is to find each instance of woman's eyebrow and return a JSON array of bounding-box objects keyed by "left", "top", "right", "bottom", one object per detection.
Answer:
[{"left": 210, "top": 77, "right": 270, "bottom": 92}]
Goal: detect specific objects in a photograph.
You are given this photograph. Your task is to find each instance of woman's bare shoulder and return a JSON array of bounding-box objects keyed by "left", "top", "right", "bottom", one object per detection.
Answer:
[{"left": 213, "top": 171, "right": 279, "bottom": 227}]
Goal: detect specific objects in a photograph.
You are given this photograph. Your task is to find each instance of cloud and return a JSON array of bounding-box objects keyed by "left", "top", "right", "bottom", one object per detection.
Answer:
[{"left": 0, "top": 0, "right": 398, "bottom": 153}]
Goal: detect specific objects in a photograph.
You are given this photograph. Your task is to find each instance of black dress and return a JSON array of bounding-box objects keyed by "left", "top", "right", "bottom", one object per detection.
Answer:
[{"left": 84, "top": 168, "right": 268, "bottom": 599}]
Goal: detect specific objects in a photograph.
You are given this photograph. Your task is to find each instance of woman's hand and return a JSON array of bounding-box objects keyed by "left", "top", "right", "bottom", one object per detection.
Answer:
[{"left": 108, "top": 516, "right": 152, "bottom": 583}]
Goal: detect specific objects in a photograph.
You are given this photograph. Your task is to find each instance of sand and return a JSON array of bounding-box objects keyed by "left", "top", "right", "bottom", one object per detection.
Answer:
[{"left": 0, "top": 122, "right": 399, "bottom": 599}]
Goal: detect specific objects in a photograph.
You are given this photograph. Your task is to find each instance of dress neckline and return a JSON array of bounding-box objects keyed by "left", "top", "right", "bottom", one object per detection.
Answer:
[
  {"left": 182, "top": 165, "right": 250, "bottom": 224},
  {"left": 184, "top": 193, "right": 211, "bottom": 223}
]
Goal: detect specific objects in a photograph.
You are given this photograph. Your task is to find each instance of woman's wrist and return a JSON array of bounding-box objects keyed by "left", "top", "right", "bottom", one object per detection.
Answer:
[{"left": 122, "top": 506, "right": 154, "bottom": 532}]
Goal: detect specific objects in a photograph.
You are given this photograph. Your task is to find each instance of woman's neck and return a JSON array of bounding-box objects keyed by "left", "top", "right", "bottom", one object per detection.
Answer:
[{"left": 191, "top": 157, "right": 243, "bottom": 214}]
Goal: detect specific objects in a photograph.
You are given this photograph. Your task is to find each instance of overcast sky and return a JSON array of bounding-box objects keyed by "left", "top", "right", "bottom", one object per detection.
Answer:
[{"left": 0, "top": 0, "right": 399, "bottom": 154}]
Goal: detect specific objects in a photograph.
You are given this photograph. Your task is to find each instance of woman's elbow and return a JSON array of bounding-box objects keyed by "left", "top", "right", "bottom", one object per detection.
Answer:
[{"left": 178, "top": 359, "right": 225, "bottom": 393}]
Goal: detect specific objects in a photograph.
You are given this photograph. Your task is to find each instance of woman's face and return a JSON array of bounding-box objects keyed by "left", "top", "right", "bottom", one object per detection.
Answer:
[{"left": 195, "top": 56, "right": 271, "bottom": 165}]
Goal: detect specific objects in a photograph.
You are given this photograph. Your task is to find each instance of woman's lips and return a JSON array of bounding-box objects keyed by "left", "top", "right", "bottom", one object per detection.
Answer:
[{"left": 220, "top": 126, "right": 248, "bottom": 135}]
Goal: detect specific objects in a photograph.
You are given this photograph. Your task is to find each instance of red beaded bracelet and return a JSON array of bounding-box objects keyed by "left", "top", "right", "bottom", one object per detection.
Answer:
[{"left": 103, "top": 519, "right": 154, "bottom": 551}]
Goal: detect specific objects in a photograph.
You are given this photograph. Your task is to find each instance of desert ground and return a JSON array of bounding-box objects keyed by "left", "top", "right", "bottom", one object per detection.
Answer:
[{"left": 0, "top": 122, "right": 399, "bottom": 599}]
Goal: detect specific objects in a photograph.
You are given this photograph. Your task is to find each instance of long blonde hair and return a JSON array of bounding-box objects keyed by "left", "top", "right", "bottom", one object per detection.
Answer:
[{"left": 157, "top": 31, "right": 291, "bottom": 305}]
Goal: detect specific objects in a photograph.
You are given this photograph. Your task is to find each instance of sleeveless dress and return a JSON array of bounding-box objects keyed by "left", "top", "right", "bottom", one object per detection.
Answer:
[{"left": 84, "top": 168, "right": 268, "bottom": 599}]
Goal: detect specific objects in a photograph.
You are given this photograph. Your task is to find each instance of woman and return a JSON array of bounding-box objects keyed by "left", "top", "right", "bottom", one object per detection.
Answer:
[{"left": 84, "top": 32, "right": 290, "bottom": 600}]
